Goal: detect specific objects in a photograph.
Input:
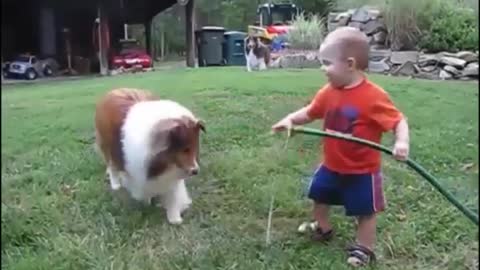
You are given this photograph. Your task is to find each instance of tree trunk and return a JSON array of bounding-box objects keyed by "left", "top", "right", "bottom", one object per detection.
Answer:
[
  {"left": 185, "top": 0, "right": 196, "bottom": 67},
  {"left": 160, "top": 29, "right": 165, "bottom": 60},
  {"left": 145, "top": 19, "right": 152, "bottom": 57},
  {"left": 97, "top": 4, "right": 109, "bottom": 75}
]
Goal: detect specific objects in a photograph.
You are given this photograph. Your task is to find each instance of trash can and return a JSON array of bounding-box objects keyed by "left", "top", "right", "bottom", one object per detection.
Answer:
[
  {"left": 196, "top": 26, "right": 225, "bottom": 67},
  {"left": 223, "top": 31, "right": 247, "bottom": 66}
]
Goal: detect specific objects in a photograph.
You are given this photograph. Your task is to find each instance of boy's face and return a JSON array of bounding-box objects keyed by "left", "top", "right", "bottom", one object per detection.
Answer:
[{"left": 319, "top": 40, "right": 355, "bottom": 89}]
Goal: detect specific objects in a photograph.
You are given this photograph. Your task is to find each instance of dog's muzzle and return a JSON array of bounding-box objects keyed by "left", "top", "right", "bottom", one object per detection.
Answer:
[{"left": 189, "top": 167, "right": 199, "bottom": 176}]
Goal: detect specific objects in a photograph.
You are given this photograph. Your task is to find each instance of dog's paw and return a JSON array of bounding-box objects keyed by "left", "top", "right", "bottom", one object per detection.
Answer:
[
  {"left": 167, "top": 210, "right": 183, "bottom": 225},
  {"left": 110, "top": 181, "right": 122, "bottom": 191},
  {"left": 106, "top": 168, "right": 122, "bottom": 190},
  {"left": 167, "top": 215, "right": 183, "bottom": 225}
]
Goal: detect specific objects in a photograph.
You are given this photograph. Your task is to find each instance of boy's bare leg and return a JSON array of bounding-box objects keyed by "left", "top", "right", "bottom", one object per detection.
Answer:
[
  {"left": 346, "top": 214, "right": 377, "bottom": 267},
  {"left": 313, "top": 203, "right": 332, "bottom": 232},
  {"left": 355, "top": 214, "right": 376, "bottom": 250}
]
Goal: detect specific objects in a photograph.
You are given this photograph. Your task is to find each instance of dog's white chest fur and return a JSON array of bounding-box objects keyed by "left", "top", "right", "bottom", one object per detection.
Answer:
[
  {"left": 246, "top": 49, "right": 267, "bottom": 72},
  {"left": 121, "top": 100, "right": 194, "bottom": 184},
  {"left": 118, "top": 100, "right": 194, "bottom": 224}
]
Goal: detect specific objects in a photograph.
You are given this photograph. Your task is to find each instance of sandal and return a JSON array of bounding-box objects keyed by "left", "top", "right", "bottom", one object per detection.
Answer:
[
  {"left": 346, "top": 243, "right": 376, "bottom": 267},
  {"left": 310, "top": 227, "right": 334, "bottom": 242}
]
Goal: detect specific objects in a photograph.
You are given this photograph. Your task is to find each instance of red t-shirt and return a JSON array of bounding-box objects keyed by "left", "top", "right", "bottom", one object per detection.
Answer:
[{"left": 306, "top": 78, "right": 403, "bottom": 174}]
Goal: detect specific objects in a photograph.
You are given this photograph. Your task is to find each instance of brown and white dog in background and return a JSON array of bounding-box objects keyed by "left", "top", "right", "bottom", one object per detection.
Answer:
[
  {"left": 244, "top": 36, "right": 271, "bottom": 72},
  {"left": 94, "top": 88, "right": 205, "bottom": 224}
]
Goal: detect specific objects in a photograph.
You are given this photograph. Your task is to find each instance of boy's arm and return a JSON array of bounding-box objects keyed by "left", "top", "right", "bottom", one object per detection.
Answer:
[
  {"left": 394, "top": 118, "right": 409, "bottom": 144},
  {"left": 392, "top": 117, "right": 409, "bottom": 160},
  {"left": 370, "top": 91, "right": 410, "bottom": 160},
  {"left": 272, "top": 88, "right": 329, "bottom": 132},
  {"left": 288, "top": 106, "right": 315, "bottom": 125},
  {"left": 271, "top": 106, "right": 313, "bottom": 132}
]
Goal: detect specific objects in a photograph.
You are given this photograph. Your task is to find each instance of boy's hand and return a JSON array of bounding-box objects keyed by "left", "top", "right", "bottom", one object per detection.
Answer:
[
  {"left": 271, "top": 117, "right": 293, "bottom": 133},
  {"left": 392, "top": 140, "right": 409, "bottom": 161}
]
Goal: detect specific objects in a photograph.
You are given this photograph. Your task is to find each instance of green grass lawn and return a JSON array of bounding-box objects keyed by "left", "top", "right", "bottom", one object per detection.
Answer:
[{"left": 1, "top": 68, "right": 478, "bottom": 270}]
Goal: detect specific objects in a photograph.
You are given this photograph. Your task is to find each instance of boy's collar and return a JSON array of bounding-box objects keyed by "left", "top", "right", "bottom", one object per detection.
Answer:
[{"left": 341, "top": 74, "right": 366, "bottom": 90}]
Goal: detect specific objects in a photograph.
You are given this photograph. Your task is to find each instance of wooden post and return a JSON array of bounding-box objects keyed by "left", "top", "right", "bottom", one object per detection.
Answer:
[
  {"left": 97, "top": 3, "right": 109, "bottom": 75},
  {"left": 145, "top": 19, "right": 152, "bottom": 57},
  {"left": 160, "top": 28, "right": 165, "bottom": 60},
  {"left": 185, "top": 0, "right": 195, "bottom": 67}
]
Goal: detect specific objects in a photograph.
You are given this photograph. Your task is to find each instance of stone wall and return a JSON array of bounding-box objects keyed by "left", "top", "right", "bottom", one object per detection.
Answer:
[
  {"left": 368, "top": 50, "right": 478, "bottom": 80},
  {"left": 270, "top": 50, "right": 479, "bottom": 81},
  {"left": 328, "top": 6, "right": 388, "bottom": 50}
]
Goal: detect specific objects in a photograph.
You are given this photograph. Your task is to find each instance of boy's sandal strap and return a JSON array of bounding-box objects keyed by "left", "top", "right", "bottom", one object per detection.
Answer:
[
  {"left": 311, "top": 228, "right": 334, "bottom": 242},
  {"left": 346, "top": 244, "right": 376, "bottom": 267}
]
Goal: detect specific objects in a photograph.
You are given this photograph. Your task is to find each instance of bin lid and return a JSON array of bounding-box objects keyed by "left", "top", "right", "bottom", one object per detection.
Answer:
[
  {"left": 201, "top": 26, "right": 225, "bottom": 31},
  {"left": 224, "top": 31, "right": 247, "bottom": 36}
]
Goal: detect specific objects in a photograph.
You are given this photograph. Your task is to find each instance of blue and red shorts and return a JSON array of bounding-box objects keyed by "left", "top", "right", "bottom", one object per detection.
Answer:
[{"left": 306, "top": 165, "right": 386, "bottom": 216}]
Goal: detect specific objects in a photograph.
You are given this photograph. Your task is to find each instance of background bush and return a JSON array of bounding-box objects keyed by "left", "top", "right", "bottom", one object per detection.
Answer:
[
  {"left": 336, "top": 0, "right": 478, "bottom": 52},
  {"left": 286, "top": 13, "right": 326, "bottom": 50},
  {"left": 418, "top": 7, "right": 478, "bottom": 52}
]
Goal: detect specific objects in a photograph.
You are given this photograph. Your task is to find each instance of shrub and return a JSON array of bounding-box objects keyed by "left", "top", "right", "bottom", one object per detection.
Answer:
[
  {"left": 382, "top": 0, "right": 423, "bottom": 50},
  {"left": 418, "top": 7, "right": 479, "bottom": 52},
  {"left": 333, "top": 0, "right": 478, "bottom": 52},
  {"left": 286, "top": 13, "right": 326, "bottom": 50}
]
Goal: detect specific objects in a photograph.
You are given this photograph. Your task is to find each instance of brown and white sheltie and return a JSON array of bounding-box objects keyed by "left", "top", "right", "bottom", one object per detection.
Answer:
[
  {"left": 94, "top": 88, "right": 205, "bottom": 224},
  {"left": 245, "top": 36, "right": 271, "bottom": 72}
]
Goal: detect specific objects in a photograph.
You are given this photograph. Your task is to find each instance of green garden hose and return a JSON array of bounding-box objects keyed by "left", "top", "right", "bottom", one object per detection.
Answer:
[{"left": 291, "top": 126, "right": 479, "bottom": 226}]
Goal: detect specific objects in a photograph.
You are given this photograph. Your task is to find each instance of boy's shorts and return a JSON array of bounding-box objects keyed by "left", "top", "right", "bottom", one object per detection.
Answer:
[{"left": 306, "top": 165, "right": 386, "bottom": 216}]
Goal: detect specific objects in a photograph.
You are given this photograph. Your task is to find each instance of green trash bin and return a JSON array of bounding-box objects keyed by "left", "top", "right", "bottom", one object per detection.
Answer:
[
  {"left": 223, "top": 31, "right": 247, "bottom": 66},
  {"left": 196, "top": 26, "right": 225, "bottom": 67}
]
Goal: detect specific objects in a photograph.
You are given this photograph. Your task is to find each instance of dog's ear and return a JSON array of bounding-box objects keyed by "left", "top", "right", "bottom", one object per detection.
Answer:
[
  {"left": 150, "top": 118, "right": 184, "bottom": 151},
  {"left": 196, "top": 119, "right": 206, "bottom": 133},
  {"left": 167, "top": 121, "right": 190, "bottom": 151}
]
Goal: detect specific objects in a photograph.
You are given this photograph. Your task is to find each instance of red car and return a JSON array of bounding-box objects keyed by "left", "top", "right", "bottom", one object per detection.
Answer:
[{"left": 110, "top": 39, "right": 153, "bottom": 69}]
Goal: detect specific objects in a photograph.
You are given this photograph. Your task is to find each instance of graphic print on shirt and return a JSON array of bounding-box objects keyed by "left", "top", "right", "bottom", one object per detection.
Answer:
[{"left": 324, "top": 105, "right": 359, "bottom": 135}]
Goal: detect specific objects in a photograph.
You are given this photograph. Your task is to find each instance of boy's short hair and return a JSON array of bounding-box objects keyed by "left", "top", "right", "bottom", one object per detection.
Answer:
[{"left": 323, "top": 27, "right": 370, "bottom": 71}]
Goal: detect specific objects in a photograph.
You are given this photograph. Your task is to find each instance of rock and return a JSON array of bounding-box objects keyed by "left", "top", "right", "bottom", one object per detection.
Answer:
[
  {"left": 372, "top": 31, "right": 387, "bottom": 44},
  {"left": 368, "top": 9, "right": 382, "bottom": 20},
  {"left": 415, "top": 71, "right": 439, "bottom": 80},
  {"left": 337, "top": 16, "right": 350, "bottom": 26},
  {"left": 363, "top": 20, "right": 386, "bottom": 35},
  {"left": 369, "top": 49, "right": 391, "bottom": 61},
  {"left": 421, "top": 65, "right": 437, "bottom": 73},
  {"left": 279, "top": 54, "right": 307, "bottom": 69},
  {"left": 370, "top": 44, "right": 388, "bottom": 50},
  {"left": 443, "top": 65, "right": 460, "bottom": 76},
  {"left": 351, "top": 7, "right": 371, "bottom": 23},
  {"left": 329, "top": 12, "right": 340, "bottom": 22},
  {"left": 392, "top": 61, "right": 419, "bottom": 76},
  {"left": 390, "top": 51, "right": 419, "bottom": 65},
  {"left": 418, "top": 54, "right": 439, "bottom": 67},
  {"left": 439, "top": 70, "right": 453, "bottom": 80},
  {"left": 303, "top": 53, "right": 322, "bottom": 68},
  {"left": 368, "top": 59, "right": 390, "bottom": 73},
  {"left": 462, "top": 62, "right": 479, "bottom": 77},
  {"left": 275, "top": 52, "right": 322, "bottom": 69},
  {"left": 455, "top": 51, "right": 478, "bottom": 63},
  {"left": 367, "top": 36, "right": 374, "bottom": 44},
  {"left": 439, "top": 51, "right": 459, "bottom": 58},
  {"left": 347, "top": 21, "right": 364, "bottom": 31},
  {"left": 334, "top": 11, "right": 351, "bottom": 25},
  {"left": 440, "top": 56, "right": 466, "bottom": 68},
  {"left": 327, "top": 22, "right": 338, "bottom": 32}
]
